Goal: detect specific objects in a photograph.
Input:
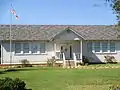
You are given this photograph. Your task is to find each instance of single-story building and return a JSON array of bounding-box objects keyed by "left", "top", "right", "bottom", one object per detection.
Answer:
[{"left": 0, "top": 25, "right": 120, "bottom": 65}]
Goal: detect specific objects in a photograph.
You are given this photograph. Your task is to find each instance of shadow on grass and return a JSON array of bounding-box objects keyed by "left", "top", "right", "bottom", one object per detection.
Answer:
[
  {"left": 4, "top": 68, "right": 38, "bottom": 72},
  {"left": 0, "top": 67, "right": 39, "bottom": 74},
  {"left": 0, "top": 71, "right": 4, "bottom": 74}
]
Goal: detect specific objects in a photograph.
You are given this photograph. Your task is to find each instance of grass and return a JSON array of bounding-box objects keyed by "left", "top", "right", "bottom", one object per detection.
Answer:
[{"left": 0, "top": 66, "right": 120, "bottom": 90}]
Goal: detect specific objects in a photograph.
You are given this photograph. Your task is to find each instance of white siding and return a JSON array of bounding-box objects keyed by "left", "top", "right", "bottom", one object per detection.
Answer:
[
  {"left": 83, "top": 41, "right": 120, "bottom": 63},
  {"left": 1, "top": 41, "right": 54, "bottom": 64},
  {"left": 1, "top": 40, "right": 120, "bottom": 64}
]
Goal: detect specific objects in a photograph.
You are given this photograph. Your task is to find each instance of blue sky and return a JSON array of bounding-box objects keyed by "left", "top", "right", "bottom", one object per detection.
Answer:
[{"left": 0, "top": 0, "right": 117, "bottom": 25}]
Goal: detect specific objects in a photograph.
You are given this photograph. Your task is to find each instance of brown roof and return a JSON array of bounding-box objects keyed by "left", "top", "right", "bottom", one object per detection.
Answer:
[{"left": 0, "top": 25, "right": 119, "bottom": 40}]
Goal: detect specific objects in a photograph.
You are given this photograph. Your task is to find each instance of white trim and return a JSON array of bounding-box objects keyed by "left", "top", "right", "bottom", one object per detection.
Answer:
[
  {"left": 51, "top": 27, "right": 85, "bottom": 41},
  {"left": 91, "top": 41, "right": 116, "bottom": 54},
  {"left": 69, "top": 28, "right": 85, "bottom": 39},
  {"left": 54, "top": 43, "right": 56, "bottom": 57},
  {"left": 100, "top": 42, "right": 102, "bottom": 53},
  {"left": 21, "top": 43, "right": 23, "bottom": 54},
  {"left": 29, "top": 43, "right": 32, "bottom": 54},
  {"left": 14, "top": 41, "right": 47, "bottom": 55},
  {"left": 94, "top": 51, "right": 117, "bottom": 54},
  {"left": 109, "top": 41, "right": 116, "bottom": 53},
  {"left": 102, "top": 41, "right": 108, "bottom": 53},
  {"left": 94, "top": 41, "right": 101, "bottom": 53},
  {"left": 108, "top": 40, "right": 110, "bottom": 53},
  {"left": 1, "top": 41, "right": 3, "bottom": 64},
  {"left": 92, "top": 42, "right": 95, "bottom": 53},
  {"left": 80, "top": 40, "right": 83, "bottom": 62},
  {"left": 23, "top": 42, "right": 31, "bottom": 54},
  {"left": 39, "top": 42, "right": 46, "bottom": 54},
  {"left": 14, "top": 43, "right": 23, "bottom": 54},
  {"left": 87, "top": 41, "right": 92, "bottom": 52},
  {"left": 31, "top": 43, "right": 39, "bottom": 54}
]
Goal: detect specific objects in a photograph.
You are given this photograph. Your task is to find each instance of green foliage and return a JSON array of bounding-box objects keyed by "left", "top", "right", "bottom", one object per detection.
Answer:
[
  {"left": 21, "top": 59, "right": 32, "bottom": 67},
  {"left": 0, "top": 77, "right": 26, "bottom": 90},
  {"left": 82, "top": 56, "right": 89, "bottom": 65},
  {"left": 104, "top": 55, "right": 117, "bottom": 64},
  {"left": 109, "top": 84, "right": 120, "bottom": 90},
  {"left": 106, "top": 0, "right": 120, "bottom": 25},
  {"left": 117, "top": 25, "right": 120, "bottom": 30},
  {"left": 47, "top": 56, "right": 56, "bottom": 67}
]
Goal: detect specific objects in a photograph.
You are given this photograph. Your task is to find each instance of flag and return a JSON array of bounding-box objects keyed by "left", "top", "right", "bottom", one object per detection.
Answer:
[{"left": 10, "top": 4, "right": 19, "bottom": 20}]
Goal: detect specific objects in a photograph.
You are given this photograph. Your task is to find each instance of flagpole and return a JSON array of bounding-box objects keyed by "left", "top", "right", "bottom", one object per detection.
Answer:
[{"left": 10, "top": 4, "right": 12, "bottom": 66}]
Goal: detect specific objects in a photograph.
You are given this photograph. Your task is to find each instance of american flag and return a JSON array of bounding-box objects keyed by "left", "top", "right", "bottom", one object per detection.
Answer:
[{"left": 10, "top": 4, "right": 19, "bottom": 20}]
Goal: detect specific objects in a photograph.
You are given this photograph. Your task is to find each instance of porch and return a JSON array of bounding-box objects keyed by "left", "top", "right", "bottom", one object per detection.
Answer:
[
  {"left": 54, "top": 40, "right": 83, "bottom": 67},
  {"left": 51, "top": 27, "right": 84, "bottom": 67}
]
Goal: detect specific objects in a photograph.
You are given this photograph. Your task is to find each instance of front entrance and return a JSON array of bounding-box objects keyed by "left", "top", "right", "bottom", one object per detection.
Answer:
[{"left": 60, "top": 44, "right": 72, "bottom": 60}]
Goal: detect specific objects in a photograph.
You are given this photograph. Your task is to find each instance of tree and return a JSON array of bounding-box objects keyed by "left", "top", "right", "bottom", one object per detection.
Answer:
[{"left": 106, "top": 0, "right": 120, "bottom": 25}]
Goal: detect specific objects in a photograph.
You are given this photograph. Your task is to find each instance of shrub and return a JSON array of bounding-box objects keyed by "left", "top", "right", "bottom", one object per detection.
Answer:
[
  {"left": 0, "top": 77, "right": 26, "bottom": 90},
  {"left": 109, "top": 85, "right": 120, "bottom": 90},
  {"left": 47, "top": 56, "right": 56, "bottom": 67},
  {"left": 82, "top": 56, "right": 89, "bottom": 65},
  {"left": 21, "top": 59, "right": 32, "bottom": 67},
  {"left": 104, "top": 55, "right": 117, "bottom": 64}
]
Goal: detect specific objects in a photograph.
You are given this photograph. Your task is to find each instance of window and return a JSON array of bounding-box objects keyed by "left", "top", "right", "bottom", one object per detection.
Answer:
[
  {"left": 87, "top": 42, "right": 92, "bottom": 52},
  {"left": 86, "top": 41, "right": 116, "bottom": 53},
  {"left": 110, "top": 41, "right": 115, "bottom": 52},
  {"left": 23, "top": 43, "right": 29, "bottom": 53},
  {"left": 15, "top": 43, "right": 21, "bottom": 53},
  {"left": 94, "top": 42, "right": 100, "bottom": 52},
  {"left": 102, "top": 42, "right": 108, "bottom": 52},
  {"left": 31, "top": 43, "right": 38, "bottom": 53},
  {"left": 40, "top": 43, "right": 45, "bottom": 53}
]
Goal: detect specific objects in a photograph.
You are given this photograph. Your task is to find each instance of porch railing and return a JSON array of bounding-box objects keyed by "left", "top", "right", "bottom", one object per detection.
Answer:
[
  {"left": 62, "top": 53, "right": 66, "bottom": 67},
  {"left": 75, "top": 53, "right": 81, "bottom": 60},
  {"left": 56, "top": 52, "right": 81, "bottom": 60},
  {"left": 56, "top": 52, "right": 63, "bottom": 60},
  {"left": 55, "top": 52, "right": 81, "bottom": 67},
  {"left": 73, "top": 53, "right": 77, "bottom": 67}
]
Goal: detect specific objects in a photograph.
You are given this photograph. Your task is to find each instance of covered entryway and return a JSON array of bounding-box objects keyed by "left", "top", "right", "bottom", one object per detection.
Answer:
[
  {"left": 52, "top": 27, "right": 83, "bottom": 67},
  {"left": 60, "top": 44, "right": 72, "bottom": 60}
]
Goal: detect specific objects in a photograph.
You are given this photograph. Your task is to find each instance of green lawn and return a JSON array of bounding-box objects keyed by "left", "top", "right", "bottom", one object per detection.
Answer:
[{"left": 0, "top": 66, "right": 120, "bottom": 90}]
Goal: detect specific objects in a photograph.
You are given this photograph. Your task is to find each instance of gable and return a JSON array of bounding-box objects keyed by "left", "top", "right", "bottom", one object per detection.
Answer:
[{"left": 53, "top": 29, "right": 83, "bottom": 41}]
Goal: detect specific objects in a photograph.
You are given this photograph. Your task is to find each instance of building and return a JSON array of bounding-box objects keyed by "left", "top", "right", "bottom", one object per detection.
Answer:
[{"left": 0, "top": 25, "right": 120, "bottom": 65}]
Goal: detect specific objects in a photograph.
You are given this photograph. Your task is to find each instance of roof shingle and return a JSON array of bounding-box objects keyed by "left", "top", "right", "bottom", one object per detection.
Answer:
[{"left": 0, "top": 25, "right": 119, "bottom": 40}]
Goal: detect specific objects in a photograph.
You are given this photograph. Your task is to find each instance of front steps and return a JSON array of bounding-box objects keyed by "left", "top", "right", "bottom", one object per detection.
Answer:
[
  {"left": 63, "top": 60, "right": 78, "bottom": 68},
  {"left": 56, "top": 59, "right": 79, "bottom": 68}
]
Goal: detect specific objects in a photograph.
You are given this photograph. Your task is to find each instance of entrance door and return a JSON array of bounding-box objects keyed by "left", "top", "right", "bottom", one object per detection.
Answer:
[{"left": 60, "top": 44, "right": 72, "bottom": 60}]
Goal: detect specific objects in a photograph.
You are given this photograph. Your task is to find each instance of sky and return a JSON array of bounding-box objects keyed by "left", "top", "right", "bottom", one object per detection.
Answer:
[{"left": 0, "top": 0, "right": 117, "bottom": 25}]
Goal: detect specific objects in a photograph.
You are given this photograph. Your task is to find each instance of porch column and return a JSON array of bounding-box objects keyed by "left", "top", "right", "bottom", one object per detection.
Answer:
[
  {"left": 80, "top": 40, "right": 83, "bottom": 63},
  {"left": 54, "top": 43, "right": 56, "bottom": 57},
  {"left": 0, "top": 41, "right": 2, "bottom": 64}
]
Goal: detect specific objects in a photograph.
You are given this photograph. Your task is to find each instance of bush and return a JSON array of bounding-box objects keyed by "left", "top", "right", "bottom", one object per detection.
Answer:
[
  {"left": 47, "top": 56, "right": 56, "bottom": 67},
  {"left": 0, "top": 77, "right": 26, "bottom": 90},
  {"left": 82, "top": 56, "right": 89, "bottom": 65},
  {"left": 109, "top": 85, "right": 120, "bottom": 90},
  {"left": 21, "top": 59, "right": 32, "bottom": 67},
  {"left": 104, "top": 55, "right": 117, "bottom": 64}
]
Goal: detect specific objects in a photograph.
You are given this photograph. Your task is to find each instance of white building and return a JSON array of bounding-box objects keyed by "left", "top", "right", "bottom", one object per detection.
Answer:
[{"left": 0, "top": 25, "right": 120, "bottom": 65}]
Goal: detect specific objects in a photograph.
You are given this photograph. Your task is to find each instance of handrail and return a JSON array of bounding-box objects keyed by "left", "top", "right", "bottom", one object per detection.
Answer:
[
  {"left": 62, "top": 53, "right": 66, "bottom": 67},
  {"left": 73, "top": 53, "right": 77, "bottom": 68},
  {"left": 75, "top": 53, "right": 81, "bottom": 60}
]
